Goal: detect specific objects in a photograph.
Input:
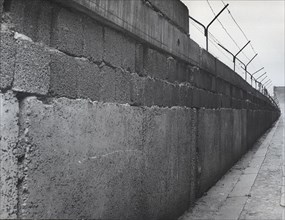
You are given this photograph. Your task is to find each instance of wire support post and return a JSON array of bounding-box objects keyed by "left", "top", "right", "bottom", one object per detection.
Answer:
[
  {"left": 244, "top": 53, "right": 258, "bottom": 81},
  {"left": 189, "top": 3, "right": 229, "bottom": 51},
  {"left": 233, "top": 41, "right": 250, "bottom": 72},
  {"left": 252, "top": 67, "right": 264, "bottom": 76}
]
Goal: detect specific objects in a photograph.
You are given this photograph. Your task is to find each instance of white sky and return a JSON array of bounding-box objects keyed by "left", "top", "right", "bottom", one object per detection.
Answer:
[{"left": 181, "top": 0, "right": 285, "bottom": 94}]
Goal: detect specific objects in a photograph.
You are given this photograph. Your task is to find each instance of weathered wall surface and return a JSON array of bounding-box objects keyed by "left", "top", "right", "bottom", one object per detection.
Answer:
[
  {"left": 0, "top": 92, "right": 18, "bottom": 219},
  {"left": 0, "top": 0, "right": 280, "bottom": 219},
  {"left": 14, "top": 97, "right": 196, "bottom": 219}
]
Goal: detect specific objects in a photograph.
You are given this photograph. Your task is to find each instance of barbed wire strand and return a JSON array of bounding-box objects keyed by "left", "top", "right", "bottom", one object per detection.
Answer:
[
  {"left": 206, "top": 0, "right": 251, "bottom": 62},
  {"left": 190, "top": 21, "right": 240, "bottom": 68},
  {"left": 221, "top": 0, "right": 258, "bottom": 55}
]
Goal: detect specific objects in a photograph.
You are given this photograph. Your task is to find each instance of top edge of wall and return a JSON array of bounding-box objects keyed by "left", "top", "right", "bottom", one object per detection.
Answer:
[
  {"left": 147, "top": 0, "right": 189, "bottom": 33},
  {"left": 47, "top": 0, "right": 277, "bottom": 110},
  {"left": 53, "top": 0, "right": 197, "bottom": 64}
]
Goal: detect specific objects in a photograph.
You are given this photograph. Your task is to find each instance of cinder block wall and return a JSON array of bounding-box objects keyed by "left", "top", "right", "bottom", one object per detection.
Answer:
[{"left": 0, "top": 0, "right": 280, "bottom": 219}]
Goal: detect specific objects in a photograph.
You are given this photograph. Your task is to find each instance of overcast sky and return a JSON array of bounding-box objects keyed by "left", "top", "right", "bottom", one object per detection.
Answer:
[{"left": 181, "top": 0, "right": 285, "bottom": 94}]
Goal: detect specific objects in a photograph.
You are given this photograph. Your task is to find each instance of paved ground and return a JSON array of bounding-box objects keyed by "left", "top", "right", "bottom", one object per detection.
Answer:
[{"left": 179, "top": 108, "right": 285, "bottom": 220}]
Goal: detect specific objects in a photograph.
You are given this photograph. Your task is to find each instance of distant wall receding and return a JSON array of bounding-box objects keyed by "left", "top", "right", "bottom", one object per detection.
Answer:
[{"left": 0, "top": 0, "right": 280, "bottom": 219}]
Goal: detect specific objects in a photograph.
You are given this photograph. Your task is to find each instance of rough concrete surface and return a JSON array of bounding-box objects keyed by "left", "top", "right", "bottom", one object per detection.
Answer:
[
  {"left": 1, "top": 0, "right": 278, "bottom": 112},
  {"left": 104, "top": 27, "right": 136, "bottom": 72},
  {"left": 0, "top": 31, "right": 16, "bottom": 90},
  {"left": 148, "top": 0, "right": 189, "bottom": 33},
  {"left": 13, "top": 39, "right": 50, "bottom": 95},
  {"left": 0, "top": 0, "right": 3, "bottom": 18},
  {"left": 49, "top": 50, "right": 79, "bottom": 98},
  {"left": 51, "top": 6, "right": 84, "bottom": 56},
  {"left": 0, "top": 91, "right": 19, "bottom": 218},
  {"left": 16, "top": 96, "right": 197, "bottom": 219},
  {"left": 82, "top": 16, "right": 104, "bottom": 62},
  {"left": 54, "top": 0, "right": 197, "bottom": 65}
]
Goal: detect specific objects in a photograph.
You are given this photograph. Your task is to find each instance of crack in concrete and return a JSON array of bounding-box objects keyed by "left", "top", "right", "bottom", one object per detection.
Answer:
[{"left": 89, "top": 150, "right": 144, "bottom": 160}]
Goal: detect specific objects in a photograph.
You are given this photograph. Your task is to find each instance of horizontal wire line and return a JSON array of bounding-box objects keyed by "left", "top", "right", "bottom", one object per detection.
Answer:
[
  {"left": 206, "top": 0, "right": 251, "bottom": 62},
  {"left": 221, "top": 0, "right": 258, "bottom": 55}
]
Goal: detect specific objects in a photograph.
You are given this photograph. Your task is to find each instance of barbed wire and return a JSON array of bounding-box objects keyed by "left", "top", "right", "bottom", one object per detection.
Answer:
[
  {"left": 190, "top": 20, "right": 234, "bottom": 64},
  {"left": 206, "top": 0, "right": 251, "bottom": 62},
  {"left": 190, "top": 20, "right": 248, "bottom": 79},
  {"left": 221, "top": 0, "right": 258, "bottom": 55},
  {"left": 188, "top": 1, "right": 274, "bottom": 95}
]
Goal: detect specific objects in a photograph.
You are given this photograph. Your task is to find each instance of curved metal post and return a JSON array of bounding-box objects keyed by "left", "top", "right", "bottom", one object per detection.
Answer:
[{"left": 189, "top": 4, "right": 229, "bottom": 51}]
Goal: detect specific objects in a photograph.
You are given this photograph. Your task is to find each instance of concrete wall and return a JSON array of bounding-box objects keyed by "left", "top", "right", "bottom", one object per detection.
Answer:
[
  {"left": 0, "top": 0, "right": 280, "bottom": 219},
  {"left": 274, "top": 86, "right": 285, "bottom": 115}
]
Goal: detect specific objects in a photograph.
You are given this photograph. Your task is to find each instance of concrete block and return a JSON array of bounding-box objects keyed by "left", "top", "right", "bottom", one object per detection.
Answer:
[
  {"left": 97, "top": 66, "right": 116, "bottom": 102},
  {"left": 208, "top": 92, "right": 221, "bottom": 109},
  {"left": 13, "top": 40, "right": 50, "bottom": 95},
  {"left": 193, "top": 69, "right": 213, "bottom": 91},
  {"left": 152, "top": 80, "right": 164, "bottom": 107},
  {"left": 131, "top": 77, "right": 179, "bottom": 107},
  {"left": 77, "top": 60, "right": 100, "bottom": 101},
  {"left": 99, "top": 66, "right": 131, "bottom": 104},
  {"left": 192, "top": 88, "right": 220, "bottom": 108},
  {"left": 232, "top": 109, "right": 244, "bottom": 159},
  {"left": 0, "top": 0, "right": 3, "bottom": 18},
  {"left": 135, "top": 43, "right": 144, "bottom": 75},
  {"left": 167, "top": 59, "right": 194, "bottom": 84},
  {"left": 130, "top": 73, "right": 145, "bottom": 106},
  {"left": 143, "top": 107, "right": 196, "bottom": 219},
  {"left": 49, "top": 51, "right": 78, "bottom": 98},
  {"left": 216, "top": 59, "right": 237, "bottom": 85},
  {"left": 162, "top": 82, "right": 174, "bottom": 107},
  {"left": 21, "top": 0, "right": 42, "bottom": 42},
  {"left": 143, "top": 48, "right": 168, "bottom": 80},
  {"left": 241, "top": 109, "right": 247, "bottom": 152},
  {"left": 200, "top": 49, "right": 216, "bottom": 75},
  {"left": 51, "top": 7, "right": 83, "bottom": 56},
  {"left": 171, "top": 84, "right": 180, "bottom": 107},
  {"left": 232, "top": 86, "right": 243, "bottom": 99},
  {"left": 178, "top": 84, "right": 192, "bottom": 107},
  {"left": 82, "top": 17, "right": 103, "bottom": 62},
  {"left": 6, "top": 0, "right": 25, "bottom": 33},
  {"left": 143, "top": 77, "right": 156, "bottom": 106},
  {"left": 122, "top": 37, "right": 136, "bottom": 73},
  {"left": 216, "top": 78, "right": 231, "bottom": 96},
  {"left": 17, "top": 97, "right": 198, "bottom": 219},
  {"left": 211, "top": 76, "right": 216, "bottom": 92},
  {"left": 197, "top": 109, "right": 221, "bottom": 195},
  {"left": 113, "top": 68, "right": 132, "bottom": 104},
  {"left": 231, "top": 98, "right": 243, "bottom": 109},
  {"left": 0, "top": 91, "right": 19, "bottom": 219},
  {"left": 6, "top": 0, "right": 53, "bottom": 45},
  {"left": 192, "top": 88, "right": 202, "bottom": 108},
  {"left": 36, "top": 0, "right": 53, "bottom": 45},
  {"left": 176, "top": 61, "right": 188, "bottom": 82},
  {"left": 220, "top": 94, "right": 231, "bottom": 108},
  {"left": 188, "top": 39, "right": 200, "bottom": 65},
  {"left": 104, "top": 27, "right": 135, "bottom": 72},
  {"left": 148, "top": 0, "right": 189, "bottom": 33},
  {"left": 219, "top": 109, "right": 234, "bottom": 172},
  {"left": 187, "top": 64, "right": 198, "bottom": 84},
  {"left": 55, "top": 0, "right": 194, "bottom": 66},
  {"left": 17, "top": 97, "right": 146, "bottom": 219},
  {"left": 166, "top": 56, "right": 177, "bottom": 82},
  {"left": 0, "top": 31, "right": 16, "bottom": 89}
]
